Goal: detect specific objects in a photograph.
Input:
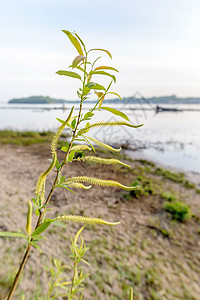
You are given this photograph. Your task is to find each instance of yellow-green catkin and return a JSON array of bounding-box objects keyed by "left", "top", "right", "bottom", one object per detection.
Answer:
[
  {"left": 35, "top": 107, "right": 74, "bottom": 205},
  {"left": 71, "top": 145, "right": 91, "bottom": 152},
  {"left": 55, "top": 215, "right": 120, "bottom": 226},
  {"left": 78, "top": 121, "right": 143, "bottom": 135},
  {"left": 66, "top": 176, "right": 139, "bottom": 191},
  {"left": 76, "top": 156, "right": 131, "bottom": 168},
  {"left": 51, "top": 106, "right": 74, "bottom": 153},
  {"left": 66, "top": 182, "right": 92, "bottom": 189},
  {"left": 35, "top": 152, "right": 57, "bottom": 205},
  {"left": 26, "top": 200, "right": 32, "bottom": 235}
]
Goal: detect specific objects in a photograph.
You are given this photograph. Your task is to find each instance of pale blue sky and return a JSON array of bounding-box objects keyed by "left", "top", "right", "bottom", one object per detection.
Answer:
[{"left": 1, "top": 0, "right": 200, "bottom": 102}]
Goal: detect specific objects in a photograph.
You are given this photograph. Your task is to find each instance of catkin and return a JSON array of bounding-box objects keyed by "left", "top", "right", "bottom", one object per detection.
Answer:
[
  {"left": 55, "top": 215, "right": 120, "bottom": 226},
  {"left": 51, "top": 106, "right": 74, "bottom": 153},
  {"left": 35, "top": 107, "right": 74, "bottom": 206},
  {"left": 71, "top": 145, "right": 91, "bottom": 152},
  {"left": 26, "top": 200, "right": 32, "bottom": 235},
  {"left": 66, "top": 182, "right": 92, "bottom": 189},
  {"left": 78, "top": 121, "right": 143, "bottom": 135},
  {"left": 76, "top": 156, "right": 131, "bottom": 168},
  {"left": 66, "top": 176, "right": 139, "bottom": 191}
]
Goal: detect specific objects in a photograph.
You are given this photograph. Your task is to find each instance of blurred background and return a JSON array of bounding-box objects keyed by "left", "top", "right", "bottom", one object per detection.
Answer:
[{"left": 1, "top": 0, "right": 200, "bottom": 173}]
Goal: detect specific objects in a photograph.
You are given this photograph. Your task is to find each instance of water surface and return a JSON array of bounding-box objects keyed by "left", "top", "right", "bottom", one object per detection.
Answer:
[{"left": 0, "top": 102, "right": 200, "bottom": 174}]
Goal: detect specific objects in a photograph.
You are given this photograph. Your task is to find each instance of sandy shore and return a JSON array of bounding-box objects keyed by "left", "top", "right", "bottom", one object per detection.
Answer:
[{"left": 0, "top": 143, "right": 200, "bottom": 299}]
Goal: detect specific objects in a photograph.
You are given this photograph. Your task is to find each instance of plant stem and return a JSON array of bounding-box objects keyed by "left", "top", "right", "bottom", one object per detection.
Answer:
[
  {"left": 7, "top": 245, "right": 31, "bottom": 300},
  {"left": 6, "top": 65, "right": 86, "bottom": 300}
]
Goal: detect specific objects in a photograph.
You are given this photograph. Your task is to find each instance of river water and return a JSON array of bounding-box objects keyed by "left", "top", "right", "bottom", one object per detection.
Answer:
[{"left": 0, "top": 102, "right": 200, "bottom": 174}]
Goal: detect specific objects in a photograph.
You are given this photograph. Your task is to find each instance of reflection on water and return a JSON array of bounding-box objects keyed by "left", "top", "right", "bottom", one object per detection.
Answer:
[{"left": 0, "top": 103, "right": 200, "bottom": 173}]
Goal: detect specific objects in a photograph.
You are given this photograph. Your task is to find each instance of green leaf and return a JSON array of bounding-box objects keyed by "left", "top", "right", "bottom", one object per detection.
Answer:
[
  {"left": 62, "top": 30, "right": 84, "bottom": 55},
  {"left": 94, "top": 66, "right": 119, "bottom": 72},
  {"left": 56, "top": 184, "right": 76, "bottom": 193},
  {"left": 61, "top": 146, "right": 69, "bottom": 152},
  {"left": 0, "top": 232, "right": 26, "bottom": 238},
  {"left": 55, "top": 158, "right": 60, "bottom": 170},
  {"left": 100, "top": 107, "right": 129, "bottom": 121},
  {"left": 88, "top": 48, "right": 112, "bottom": 58},
  {"left": 85, "top": 82, "right": 106, "bottom": 90},
  {"left": 89, "top": 71, "right": 116, "bottom": 83},
  {"left": 82, "top": 112, "right": 94, "bottom": 122},
  {"left": 31, "top": 241, "right": 43, "bottom": 253},
  {"left": 72, "top": 65, "right": 88, "bottom": 76},
  {"left": 56, "top": 70, "right": 82, "bottom": 80},
  {"left": 82, "top": 86, "right": 90, "bottom": 96},
  {"left": 74, "top": 32, "right": 86, "bottom": 49},
  {"left": 82, "top": 136, "right": 96, "bottom": 152},
  {"left": 107, "top": 91, "right": 122, "bottom": 100},
  {"left": 32, "top": 235, "right": 46, "bottom": 241},
  {"left": 53, "top": 220, "right": 66, "bottom": 227},
  {"left": 71, "top": 118, "right": 76, "bottom": 129},
  {"left": 67, "top": 151, "right": 75, "bottom": 162},
  {"left": 72, "top": 55, "right": 86, "bottom": 68},
  {"left": 56, "top": 118, "right": 64, "bottom": 124},
  {"left": 31, "top": 221, "right": 51, "bottom": 237}
]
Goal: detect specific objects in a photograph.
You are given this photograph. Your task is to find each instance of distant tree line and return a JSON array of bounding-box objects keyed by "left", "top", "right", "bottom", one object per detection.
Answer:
[{"left": 8, "top": 94, "right": 200, "bottom": 104}]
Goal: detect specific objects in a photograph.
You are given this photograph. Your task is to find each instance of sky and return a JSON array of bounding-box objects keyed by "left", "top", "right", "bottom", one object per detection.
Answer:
[{"left": 1, "top": 0, "right": 200, "bottom": 102}]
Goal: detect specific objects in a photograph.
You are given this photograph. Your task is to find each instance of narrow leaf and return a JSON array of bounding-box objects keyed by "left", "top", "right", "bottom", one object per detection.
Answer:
[
  {"left": 89, "top": 48, "right": 112, "bottom": 58},
  {"left": 67, "top": 151, "right": 75, "bottom": 162},
  {"left": 85, "top": 82, "right": 106, "bottom": 90},
  {"left": 56, "top": 184, "right": 76, "bottom": 193},
  {"left": 107, "top": 91, "right": 122, "bottom": 100},
  {"left": 56, "top": 118, "right": 64, "bottom": 124},
  {"left": 72, "top": 55, "right": 86, "bottom": 69},
  {"left": 100, "top": 107, "right": 129, "bottom": 121},
  {"left": 97, "top": 93, "right": 105, "bottom": 107},
  {"left": 31, "top": 242, "right": 43, "bottom": 253},
  {"left": 81, "top": 112, "right": 94, "bottom": 121},
  {"left": 31, "top": 221, "right": 51, "bottom": 237},
  {"left": 56, "top": 70, "right": 81, "bottom": 80},
  {"left": 82, "top": 136, "right": 96, "bottom": 152},
  {"left": 53, "top": 220, "right": 66, "bottom": 227},
  {"left": 94, "top": 66, "right": 119, "bottom": 72},
  {"left": 89, "top": 71, "right": 116, "bottom": 83},
  {"left": 74, "top": 32, "right": 86, "bottom": 49},
  {"left": 62, "top": 30, "right": 84, "bottom": 55},
  {"left": 83, "top": 86, "right": 90, "bottom": 95},
  {"left": 55, "top": 158, "right": 60, "bottom": 170},
  {"left": 74, "top": 65, "right": 88, "bottom": 75},
  {"left": 71, "top": 118, "right": 76, "bottom": 129},
  {"left": 61, "top": 146, "right": 69, "bottom": 152},
  {"left": 0, "top": 232, "right": 26, "bottom": 238}
]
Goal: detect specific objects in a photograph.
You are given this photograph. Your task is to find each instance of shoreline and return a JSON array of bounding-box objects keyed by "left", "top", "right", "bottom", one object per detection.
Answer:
[
  {"left": 0, "top": 128, "right": 199, "bottom": 186},
  {"left": 125, "top": 149, "right": 200, "bottom": 187}
]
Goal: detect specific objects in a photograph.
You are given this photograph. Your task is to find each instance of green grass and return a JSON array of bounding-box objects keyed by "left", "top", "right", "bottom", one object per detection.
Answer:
[
  {"left": 0, "top": 130, "right": 69, "bottom": 146},
  {"left": 154, "top": 167, "right": 184, "bottom": 183},
  {"left": 161, "top": 191, "right": 178, "bottom": 202},
  {"left": 163, "top": 201, "right": 192, "bottom": 222}
]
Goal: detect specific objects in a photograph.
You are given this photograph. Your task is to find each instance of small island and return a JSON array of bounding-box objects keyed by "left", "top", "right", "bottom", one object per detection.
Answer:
[
  {"left": 8, "top": 94, "right": 200, "bottom": 105},
  {"left": 8, "top": 96, "right": 68, "bottom": 104}
]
